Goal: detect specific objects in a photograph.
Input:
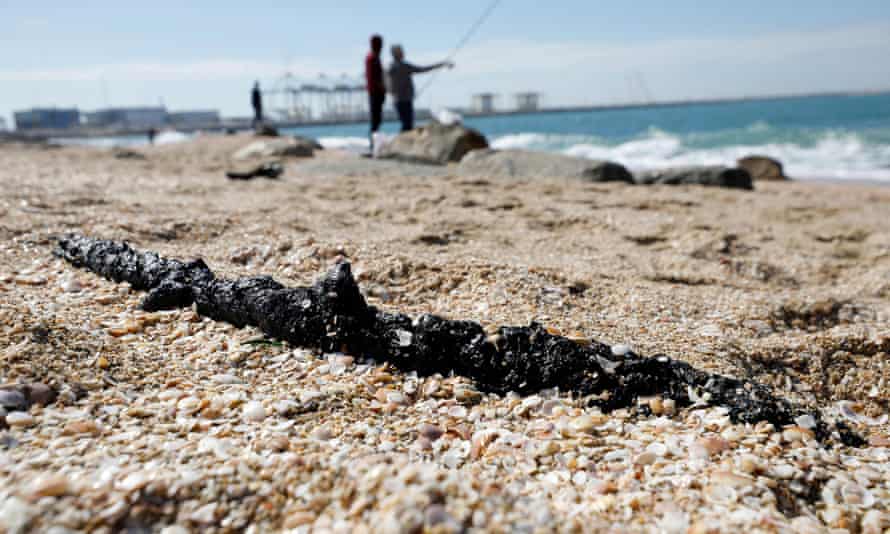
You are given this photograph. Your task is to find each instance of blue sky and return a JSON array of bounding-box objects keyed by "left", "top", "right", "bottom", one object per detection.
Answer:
[{"left": 2, "top": 1, "right": 890, "bottom": 124}]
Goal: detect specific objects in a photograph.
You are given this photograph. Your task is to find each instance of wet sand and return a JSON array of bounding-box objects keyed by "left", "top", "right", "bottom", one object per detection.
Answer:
[{"left": 1, "top": 134, "right": 888, "bottom": 532}]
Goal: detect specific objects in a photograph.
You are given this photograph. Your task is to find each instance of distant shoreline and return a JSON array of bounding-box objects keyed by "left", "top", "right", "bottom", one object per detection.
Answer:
[{"left": 5, "top": 88, "right": 889, "bottom": 140}]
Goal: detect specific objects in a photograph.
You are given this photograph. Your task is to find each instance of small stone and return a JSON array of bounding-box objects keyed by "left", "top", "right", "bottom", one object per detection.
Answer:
[
  {"left": 63, "top": 420, "right": 100, "bottom": 436},
  {"left": 419, "top": 424, "right": 444, "bottom": 441},
  {"left": 795, "top": 414, "right": 817, "bottom": 429},
  {"left": 283, "top": 511, "right": 316, "bottom": 528},
  {"left": 635, "top": 451, "right": 657, "bottom": 465},
  {"left": 311, "top": 427, "right": 333, "bottom": 440},
  {"left": 117, "top": 471, "right": 150, "bottom": 492},
  {"left": 60, "top": 276, "right": 82, "bottom": 292},
  {"left": 868, "top": 435, "right": 890, "bottom": 447},
  {"left": 696, "top": 436, "right": 731, "bottom": 457},
  {"left": 568, "top": 415, "right": 597, "bottom": 435},
  {"left": 189, "top": 503, "right": 218, "bottom": 525},
  {"left": 242, "top": 401, "right": 266, "bottom": 423},
  {"left": 0, "top": 389, "right": 28, "bottom": 411},
  {"left": 160, "top": 526, "right": 191, "bottom": 534},
  {"left": 177, "top": 396, "right": 202, "bottom": 415},
  {"left": 424, "top": 504, "right": 453, "bottom": 527},
  {"left": 611, "top": 344, "right": 631, "bottom": 356},
  {"left": 24, "top": 383, "right": 55, "bottom": 406},
  {"left": 28, "top": 474, "right": 70, "bottom": 498},
  {"left": 5, "top": 412, "right": 36, "bottom": 427},
  {"left": 96, "top": 356, "right": 110, "bottom": 369},
  {"left": 211, "top": 374, "right": 242, "bottom": 385},
  {"left": 0, "top": 497, "right": 36, "bottom": 533}
]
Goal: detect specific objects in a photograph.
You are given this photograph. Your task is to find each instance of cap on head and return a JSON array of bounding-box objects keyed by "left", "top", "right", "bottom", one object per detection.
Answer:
[
  {"left": 391, "top": 44, "right": 404, "bottom": 61},
  {"left": 370, "top": 34, "right": 383, "bottom": 52}
]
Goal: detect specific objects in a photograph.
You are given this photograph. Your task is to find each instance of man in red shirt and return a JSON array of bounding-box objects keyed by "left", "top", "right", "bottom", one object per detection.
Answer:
[{"left": 365, "top": 34, "right": 386, "bottom": 150}]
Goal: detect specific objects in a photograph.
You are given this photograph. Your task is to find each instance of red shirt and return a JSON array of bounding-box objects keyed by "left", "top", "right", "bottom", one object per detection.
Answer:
[{"left": 365, "top": 52, "right": 385, "bottom": 95}]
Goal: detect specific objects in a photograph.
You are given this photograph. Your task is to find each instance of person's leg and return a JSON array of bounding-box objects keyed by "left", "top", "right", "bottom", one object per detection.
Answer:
[
  {"left": 396, "top": 101, "right": 415, "bottom": 132},
  {"left": 405, "top": 101, "right": 414, "bottom": 131},
  {"left": 369, "top": 93, "right": 383, "bottom": 148}
]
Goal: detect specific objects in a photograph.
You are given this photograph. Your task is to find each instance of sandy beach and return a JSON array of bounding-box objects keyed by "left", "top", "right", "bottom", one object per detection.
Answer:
[{"left": 1, "top": 134, "right": 889, "bottom": 532}]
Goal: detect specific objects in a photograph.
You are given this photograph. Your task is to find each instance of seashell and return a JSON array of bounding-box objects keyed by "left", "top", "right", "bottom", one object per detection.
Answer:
[
  {"left": 242, "top": 401, "right": 266, "bottom": 423},
  {"left": 28, "top": 474, "right": 70, "bottom": 498},
  {"left": 841, "top": 482, "right": 875, "bottom": 507}
]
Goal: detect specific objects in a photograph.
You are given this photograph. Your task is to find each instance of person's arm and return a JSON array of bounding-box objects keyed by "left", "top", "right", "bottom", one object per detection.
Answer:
[{"left": 408, "top": 61, "right": 454, "bottom": 74}]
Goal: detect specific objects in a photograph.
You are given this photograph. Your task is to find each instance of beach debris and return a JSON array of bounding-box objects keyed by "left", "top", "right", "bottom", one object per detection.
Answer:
[
  {"left": 225, "top": 161, "right": 284, "bottom": 180},
  {"left": 112, "top": 148, "right": 147, "bottom": 160},
  {"left": 634, "top": 166, "right": 754, "bottom": 190},
  {"left": 54, "top": 234, "right": 861, "bottom": 443},
  {"left": 459, "top": 149, "right": 633, "bottom": 183},
  {"left": 377, "top": 122, "right": 488, "bottom": 165},
  {"left": 737, "top": 155, "right": 787, "bottom": 181}
]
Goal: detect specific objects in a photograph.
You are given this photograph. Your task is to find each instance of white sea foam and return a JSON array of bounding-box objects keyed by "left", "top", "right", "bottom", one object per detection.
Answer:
[
  {"left": 318, "top": 136, "right": 369, "bottom": 151},
  {"left": 490, "top": 129, "right": 890, "bottom": 181},
  {"left": 154, "top": 130, "right": 190, "bottom": 145}
]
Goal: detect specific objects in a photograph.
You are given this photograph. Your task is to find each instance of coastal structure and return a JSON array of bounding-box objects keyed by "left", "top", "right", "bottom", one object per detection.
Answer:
[
  {"left": 84, "top": 107, "right": 167, "bottom": 129},
  {"left": 514, "top": 92, "right": 541, "bottom": 112},
  {"left": 13, "top": 108, "right": 80, "bottom": 131},
  {"left": 267, "top": 73, "right": 367, "bottom": 122},
  {"left": 167, "top": 110, "right": 221, "bottom": 128},
  {"left": 0, "top": 117, "right": 7, "bottom": 131},
  {"left": 471, "top": 93, "right": 498, "bottom": 113}
]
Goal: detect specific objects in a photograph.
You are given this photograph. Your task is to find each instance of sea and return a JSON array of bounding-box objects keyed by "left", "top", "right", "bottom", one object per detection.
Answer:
[{"left": 58, "top": 92, "right": 890, "bottom": 182}]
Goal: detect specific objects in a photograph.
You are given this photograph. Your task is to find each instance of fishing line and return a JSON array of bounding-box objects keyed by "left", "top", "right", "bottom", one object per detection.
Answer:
[{"left": 416, "top": 0, "right": 501, "bottom": 98}]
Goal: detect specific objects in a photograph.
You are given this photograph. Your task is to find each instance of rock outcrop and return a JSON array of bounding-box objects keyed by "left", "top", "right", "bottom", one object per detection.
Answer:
[
  {"left": 232, "top": 137, "right": 320, "bottom": 161},
  {"left": 738, "top": 155, "right": 787, "bottom": 181},
  {"left": 634, "top": 166, "right": 754, "bottom": 190},
  {"left": 458, "top": 149, "right": 633, "bottom": 183},
  {"left": 378, "top": 122, "right": 488, "bottom": 165}
]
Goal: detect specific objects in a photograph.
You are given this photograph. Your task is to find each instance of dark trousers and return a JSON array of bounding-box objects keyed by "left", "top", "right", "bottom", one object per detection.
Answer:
[
  {"left": 368, "top": 92, "right": 385, "bottom": 148},
  {"left": 395, "top": 100, "right": 414, "bottom": 132},
  {"left": 252, "top": 108, "right": 263, "bottom": 127}
]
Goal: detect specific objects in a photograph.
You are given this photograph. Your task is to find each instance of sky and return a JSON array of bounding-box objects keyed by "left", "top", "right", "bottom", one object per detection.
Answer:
[{"left": 2, "top": 0, "right": 890, "bottom": 125}]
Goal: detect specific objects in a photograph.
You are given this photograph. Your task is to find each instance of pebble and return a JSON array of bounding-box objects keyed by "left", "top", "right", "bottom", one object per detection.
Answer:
[
  {"left": 0, "top": 389, "right": 28, "bottom": 411},
  {"left": 211, "top": 374, "right": 242, "bottom": 385},
  {"left": 568, "top": 415, "right": 597, "bottom": 435},
  {"left": 611, "top": 344, "right": 631, "bottom": 356},
  {"left": 60, "top": 276, "right": 82, "bottom": 292},
  {"left": 28, "top": 474, "right": 70, "bottom": 498},
  {"left": 419, "top": 424, "right": 444, "bottom": 442},
  {"left": 63, "top": 420, "right": 100, "bottom": 436},
  {"left": 25, "top": 383, "right": 55, "bottom": 406},
  {"left": 242, "top": 401, "right": 266, "bottom": 423},
  {"left": 5, "top": 412, "right": 36, "bottom": 427}
]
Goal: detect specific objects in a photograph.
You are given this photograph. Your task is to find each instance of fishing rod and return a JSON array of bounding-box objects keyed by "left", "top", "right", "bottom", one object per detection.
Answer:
[{"left": 416, "top": 0, "right": 502, "bottom": 98}]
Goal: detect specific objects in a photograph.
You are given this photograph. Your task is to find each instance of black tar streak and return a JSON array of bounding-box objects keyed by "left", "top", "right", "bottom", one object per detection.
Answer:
[{"left": 54, "top": 234, "right": 862, "bottom": 445}]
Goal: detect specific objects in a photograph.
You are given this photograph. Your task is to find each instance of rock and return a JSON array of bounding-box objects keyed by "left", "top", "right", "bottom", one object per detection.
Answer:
[
  {"left": 5, "top": 412, "right": 36, "bottom": 427},
  {"left": 254, "top": 124, "right": 279, "bottom": 137},
  {"left": 232, "top": 137, "right": 318, "bottom": 161},
  {"left": 459, "top": 149, "right": 633, "bottom": 183},
  {"left": 634, "top": 166, "right": 753, "bottom": 190},
  {"left": 242, "top": 401, "right": 266, "bottom": 423},
  {"left": 225, "top": 161, "right": 284, "bottom": 180},
  {"left": 28, "top": 474, "right": 70, "bottom": 498},
  {"left": 0, "top": 389, "right": 28, "bottom": 411},
  {"left": 737, "top": 155, "right": 787, "bottom": 181},
  {"left": 419, "top": 423, "right": 444, "bottom": 441},
  {"left": 378, "top": 121, "right": 489, "bottom": 165},
  {"left": 112, "top": 148, "right": 146, "bottom": 160},
  {"left": 23, "top": 383, "right": 56, "bottom": 407}
]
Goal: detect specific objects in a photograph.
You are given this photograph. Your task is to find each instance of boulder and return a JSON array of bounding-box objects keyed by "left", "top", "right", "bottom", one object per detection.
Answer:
[
  {"left": 458, "top": 149, "right": 633, "bottom": 183},
  {"left": 378, "top": 122, "right": 488, "bottom": 165},
  {"left": 226, "top": 161, "right": 284, "bottom": 180},
  {"left": 737, "top": 155, "right": 787, "bottom": 181},
  {"left": 255, "top": 124, "right": 280, "bottom": 137},
  {"left": 634, "top": 166, "right": 753, "bottom": 190},
  {"left": 232, "top": 137, "right": 318, "bottom": 161}
]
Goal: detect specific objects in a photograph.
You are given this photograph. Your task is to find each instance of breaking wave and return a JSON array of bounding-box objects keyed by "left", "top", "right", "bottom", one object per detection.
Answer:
[{"left": 491, "top": 126, "right": 890, "bottom": 181}]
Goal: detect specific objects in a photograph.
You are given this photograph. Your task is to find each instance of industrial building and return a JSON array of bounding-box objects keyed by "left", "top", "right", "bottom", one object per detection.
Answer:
[
  {"left": 471, "top": 93, "right": 498, "bottom": 113},
  {"left": 13, "top": 108, "right": 81, "bottom": 131},
  {"left": 84, "top": 107, "right": 167, "bottom": 129},
  {"left": 514, "top": 92, "right": 541, "bottom": 112},
  {"left": 167, "top": 110, "right": 221, "bottom": 128}
]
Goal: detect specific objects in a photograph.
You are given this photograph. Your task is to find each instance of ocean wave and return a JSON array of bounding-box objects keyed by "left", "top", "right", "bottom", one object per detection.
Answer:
[{"left": 490, "top": 128, "right": 890, "bottom": 181}]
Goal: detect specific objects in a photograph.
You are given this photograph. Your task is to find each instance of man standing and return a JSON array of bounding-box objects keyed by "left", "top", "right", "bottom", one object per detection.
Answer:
[
  {"left": 251, "top": 81, "right": 263, "bottom": 128},
  {"left": 387, "top": 45, "right": 453, "bottom": 132},
  {"left": 365, "top": 35, "right": 386, "bottom": 149}
]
